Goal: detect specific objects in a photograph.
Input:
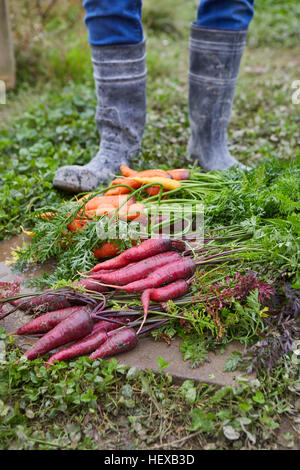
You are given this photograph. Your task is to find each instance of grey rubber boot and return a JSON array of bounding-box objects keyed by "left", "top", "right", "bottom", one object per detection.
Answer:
[
  {"left": 188, "top": 24, "right": 248, "bottom": 171},
  {"left": 53, "top": 40, "right": 147, "bottom": 192}
]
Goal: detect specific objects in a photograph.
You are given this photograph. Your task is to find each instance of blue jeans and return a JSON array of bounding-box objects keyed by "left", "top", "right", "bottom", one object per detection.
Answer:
[{"left": 83, "top": 0, "right": 255, "bottom": 46}]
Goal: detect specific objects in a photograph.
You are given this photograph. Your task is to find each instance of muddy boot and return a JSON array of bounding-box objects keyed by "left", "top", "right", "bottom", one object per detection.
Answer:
[
  {"left": 188, "top": 24, "right": 248, "bottom": 171},
  {"left": 53, "top": 40, "right": 147, "bottom": 192}
]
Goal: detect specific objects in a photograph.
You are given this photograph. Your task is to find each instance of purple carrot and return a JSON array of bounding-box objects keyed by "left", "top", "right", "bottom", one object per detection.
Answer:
[
  {"left": 9, "top": 293, "right": 73, "bottom": 313},
  {"left": 25, "top": 306, "right": 93, "bottom": 360},
  {"left": 14, "top": 306, "right": 84, "bottom": 335},
  {"left": 91, "top": 238, "right": 173, "bottom": 272},
  {"left": 90, "top": 251, "right": 182, "bottom": 286},
  {"left": 138, "top": 279, "right": 190, "bottom": 333},
  {"left": 74, "top": 278, "right": 109, "bottom": 293},
  {"left": 118, "top": 257, "right": 196, "bottom": 293},
  {"left": 46, "top": 316, "right": 133, "bottom": 365},
  {"left": 46, "top": 328, "right": 108, "bottom": 366},
  {"left": 89, "top": 327, "right": 138, "bottom": 360}
]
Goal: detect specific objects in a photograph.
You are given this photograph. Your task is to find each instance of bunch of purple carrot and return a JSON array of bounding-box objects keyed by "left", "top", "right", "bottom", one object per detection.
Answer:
[{"left": 0, "top": 238, "right": 199, "bottom": 365}]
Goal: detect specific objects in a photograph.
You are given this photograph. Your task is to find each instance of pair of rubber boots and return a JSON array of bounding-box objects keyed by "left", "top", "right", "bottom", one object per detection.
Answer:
[{"left": 53, "top": 25, "right": 248, "bottom": 193}]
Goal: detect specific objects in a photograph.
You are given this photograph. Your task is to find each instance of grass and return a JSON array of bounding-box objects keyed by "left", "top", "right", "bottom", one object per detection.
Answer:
[
  {"left": 0, "top": 330, "right": 299, "bottom": 450},
  {"left": 0, "top": 0, "right": 299, "bottom": 451}
]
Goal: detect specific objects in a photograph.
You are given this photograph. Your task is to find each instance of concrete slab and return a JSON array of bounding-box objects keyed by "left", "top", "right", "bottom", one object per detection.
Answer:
[
  {"left": 0, "top": 235, "right": 57, "bottom": 351},
  {"left": 0, "top": 236, "right": 254, "bottom": 386},
  {"left": 119, "top": 336, "right": 253, "bottom": 386}
]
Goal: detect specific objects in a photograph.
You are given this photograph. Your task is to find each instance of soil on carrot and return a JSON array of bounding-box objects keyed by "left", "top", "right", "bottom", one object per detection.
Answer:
[{"left": 0, "top": 0, "right": 299, "bottom": 451}]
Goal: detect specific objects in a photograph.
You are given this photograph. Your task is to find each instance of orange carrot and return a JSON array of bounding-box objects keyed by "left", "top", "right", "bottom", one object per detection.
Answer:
[
  {"left": 110, "top": 178, "right": 141, "bottom": 189},
  {"left": 94, "top": 205, "right": 116, "bottom": 217},
  {"left": 145, "top": 186, "right": 160, "bottom": 196},
  {"left": 93, "top": 242, "right": 122, "bottom": 259},
  {"left": 38, "top": 211, "right": 57, "bottom": 220},
  {"left": 120, "top": 165, "right": 137, "bottom": 177},
  {"left": 85, "top": 196, "right": 107, "bottom": 211},
  {"left": 85, "top": 195, "right": 135, "bottom": 211},
  {"left": 104, "top": 188, "right": 129, "bottom": 196},
  {"left": 167, "top": 169, "right": 190, "bottom": 181},
  {"left": 118, "top": 203, "right": 145, "bottom": 221},
  {"left": 105, "top": 178, "right": 141, "bottom": 196},
  {"left": 145, "top": 186, "right": 169, "bottom": 197},
  {"left": 120, "top": 165, "right": 170, "bottom": 179},
  {"left": 135, "top": 169, "right": 171, "bottom": 178},
  {"left": 67, "top": 218, "right": 87, "bottom": 232}
]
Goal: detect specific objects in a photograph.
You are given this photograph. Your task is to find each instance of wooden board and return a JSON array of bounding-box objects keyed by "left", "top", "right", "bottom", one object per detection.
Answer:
[{"left": 0, "top": 0, "right": 16, "bottom": 90}]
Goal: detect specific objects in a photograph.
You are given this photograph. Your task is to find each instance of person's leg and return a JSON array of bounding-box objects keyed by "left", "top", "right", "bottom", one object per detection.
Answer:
[
  {"left": 53, "top": 0, "right": 146, "bottom": 193},
  {"left": 188, "top": 0, "right": 254, "bottom": 171},
  {"left": 83, "top": 0, "right": 143, "bottom": 45},
  {"left": 196, "top": 0, "right": 254, "bottom": 30}
]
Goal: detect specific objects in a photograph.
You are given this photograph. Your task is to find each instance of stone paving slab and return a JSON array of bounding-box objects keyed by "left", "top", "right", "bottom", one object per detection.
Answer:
[
  {"left": 0, "top": 236, "right": 254, "bottom": 386},
  {"left": 118, "top": 336, "right": 253, "bottom": 386}
]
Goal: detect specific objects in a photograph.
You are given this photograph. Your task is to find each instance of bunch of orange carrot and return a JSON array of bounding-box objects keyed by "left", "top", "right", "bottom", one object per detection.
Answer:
[
  {"left": 65, "top": 165, "right": 190, "bottom": 259},
  {"left": 68, "top": 193, "right": 145, "bottom": 259},
  {"left": 71, "top": 165, "right": 189, "bottom": 221}
]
